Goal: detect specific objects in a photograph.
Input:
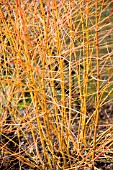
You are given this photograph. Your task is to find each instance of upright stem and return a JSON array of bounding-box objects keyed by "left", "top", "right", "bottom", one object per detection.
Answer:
[
  {"left": 82, "top": 0, "right": 89, "bottom": 145},
  {"left": 92, "top": 0, "right": 100, "bottom": 167}
]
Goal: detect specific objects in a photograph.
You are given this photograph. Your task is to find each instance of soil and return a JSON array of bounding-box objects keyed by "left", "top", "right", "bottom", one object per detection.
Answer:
[
  {"left": 1, "top": 103, "right": 113, "bottom": 170},
  {"left": 94, "top": 103, "right": 113, "bottom": 170}
]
